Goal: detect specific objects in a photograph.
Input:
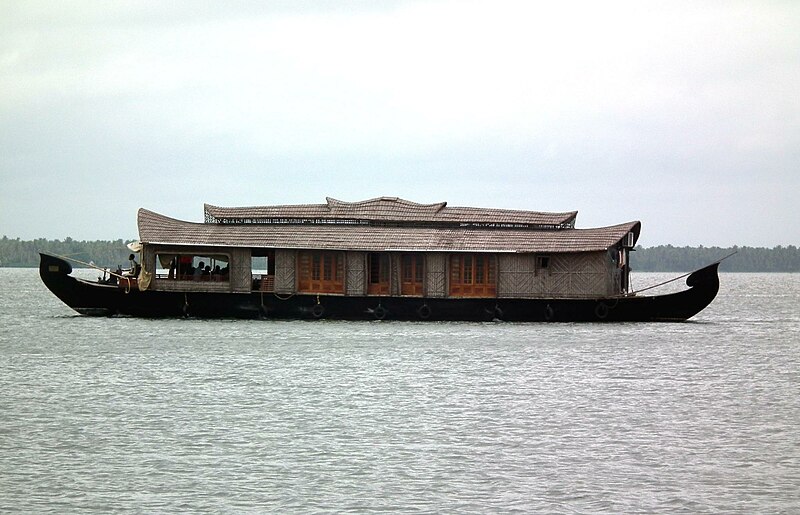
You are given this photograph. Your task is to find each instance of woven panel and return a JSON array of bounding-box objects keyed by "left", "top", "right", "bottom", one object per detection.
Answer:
[
  {"left": 498, "top": 254, "right": 542, "bottom": 298},
  {"left": 346, "top": 252, "right": 366, "bottom": 296},
  {"left": 154, "top": 281, "right": 231, "bottom": 293},
  {"left": 547, "top": 252, "right": 609, "bottom": 297},
  {"left": 390, "top": 254, "right": 401, "bottom": 296},
  {"left": 142, "top": 245, "right": 155, "bottom": 276},
  {"left": 274, "top": 249, "right": 296, "bottom": 294},
  {"left": 229, "top": 248, "right": 251, "bottom": 293},
  {"left": 570, "top": 271, "right": 604, "bottom": 296},
  {"left": 425, "top": 253, "right": 447, "bottom": 298}
]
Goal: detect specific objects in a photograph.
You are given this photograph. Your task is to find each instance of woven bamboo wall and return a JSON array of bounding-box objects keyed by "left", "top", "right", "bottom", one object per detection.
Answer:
[
  {"left": 274, "top": 249, "right": 296, "bottom": 294},
  {"left": 346, "top": 252, "right": 367, "bottom": 296},
  {"left": 425, "top": 253, "right": 447, "bottom": 298},
  {"left": 549, "top": 253, "right": 608, "bottom": 297},
  {"left": 154, "top": 280, "right": 231, "bottom": 293},
  {"left": 498, "top": 252, "right": 612, "bottom": 298},
  {"left": 497, "top": 254, "right": 542, "bottom": 298},
  {"left": 142, "top": 244, "right": 155, "bottom": 278},
  {"left": 390, "top": 253, "right": 401, "bottom": 296},
  {"left": 229, "top": 247, "right": 251, "bottom": 293}
]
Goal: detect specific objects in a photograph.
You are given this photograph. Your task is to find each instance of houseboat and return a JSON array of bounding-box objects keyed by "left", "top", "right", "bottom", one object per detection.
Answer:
[{"left": 39, "top": 197, "right": 720, "bottom": 321}]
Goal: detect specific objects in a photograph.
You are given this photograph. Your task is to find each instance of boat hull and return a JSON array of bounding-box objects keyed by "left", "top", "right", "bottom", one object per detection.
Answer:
[{"left": 39, "top": 253, "right": 719, "bottom": 322}]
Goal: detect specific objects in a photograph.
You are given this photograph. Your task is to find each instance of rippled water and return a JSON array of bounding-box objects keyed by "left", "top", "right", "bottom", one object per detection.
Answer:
[{"left": 1, "top": 269, "right": 798, "bottom": 513}]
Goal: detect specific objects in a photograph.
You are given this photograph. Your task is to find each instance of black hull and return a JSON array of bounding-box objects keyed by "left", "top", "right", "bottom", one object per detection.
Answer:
[{"left": 39, "top": 253, "right": 719, "bottom": 322}]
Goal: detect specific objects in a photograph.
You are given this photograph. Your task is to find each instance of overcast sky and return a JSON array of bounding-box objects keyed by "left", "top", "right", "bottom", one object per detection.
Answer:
[{"left": 1, "top": 1, "right": 798, "bottom": 247}]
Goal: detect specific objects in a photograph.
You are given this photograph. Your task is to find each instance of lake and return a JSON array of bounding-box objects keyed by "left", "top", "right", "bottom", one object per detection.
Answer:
[{"left": 1, "top": 269, "right": 798, "bottom": 513}]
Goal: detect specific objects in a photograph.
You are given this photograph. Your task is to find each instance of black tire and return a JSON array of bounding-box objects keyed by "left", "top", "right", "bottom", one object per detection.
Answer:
[{"left": 417, "top": 304, "right": 431, "bottom": 320}]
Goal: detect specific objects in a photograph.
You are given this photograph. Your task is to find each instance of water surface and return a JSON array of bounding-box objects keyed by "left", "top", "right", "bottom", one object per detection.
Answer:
[{"left": 1, "top": 269, "right": 798, "bottom": 513}]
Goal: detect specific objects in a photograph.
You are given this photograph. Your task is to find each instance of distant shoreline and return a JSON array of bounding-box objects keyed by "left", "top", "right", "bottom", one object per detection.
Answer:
[
  {"left": 632, "top": 245, "right": 799, "bottom": 272},
  {"left": 1, "top": 236, "right": 798, "bottom": 272}
]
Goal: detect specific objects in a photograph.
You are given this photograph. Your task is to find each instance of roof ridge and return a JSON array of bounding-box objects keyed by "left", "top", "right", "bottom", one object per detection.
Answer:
[
  {"left": 325, "top": 196, "right": 447, "bottom": 211},
  {"left": 201, "top": 198, "right": 579, "bottom": 228}
]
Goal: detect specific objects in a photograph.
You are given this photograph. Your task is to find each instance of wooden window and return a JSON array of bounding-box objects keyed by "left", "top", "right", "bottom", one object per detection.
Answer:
[
  {"left": 312, "top": 254, "right": 321, "bottom": 280},
  {"left": 298, "top": 250, "right": 344, "bottom": 293},
  {"left": 463, "top": 256, "right": 473, "bottom": 284},
  {"left": 323, "top": 254, "right": 333, "bottom": 281},
  {"left": 401, "top": 253, "right": 424, "bottom": 296},
  {"left": 536, "top": 255, "right": 550, "bottom": 276},
  {"left": 449, "top": 254, "right": 497, "bottom": 297},
  {"left": 367, "top": 252, "right": 390, "bottom": 295}
]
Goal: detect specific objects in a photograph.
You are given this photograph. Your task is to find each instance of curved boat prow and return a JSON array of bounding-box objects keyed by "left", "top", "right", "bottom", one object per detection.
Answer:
[
  {"left": 39, "top": 253, "right": 117, "bottom": 316},
  {"left": 657, "top": 261, "right": 720, "bottom": 321},
  {"left": 686, "top": 261, "right": 721, "bottom": 290},
  {"left": 617, "top": 261, "right": 721, "bottom": 322},
  {"left": 39, "top": 252, "right": 73, "bottom": 277}
]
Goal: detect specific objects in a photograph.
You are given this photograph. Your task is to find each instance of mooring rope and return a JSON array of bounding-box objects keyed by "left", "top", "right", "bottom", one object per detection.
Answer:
[
  {"left": 50, "top": 253, "right": 127, "bottom": 280},
  {"left": 631, "top": 270, "right": 694, "bottom": 294},
  {"left": 631, "top": 251, "right": 737, "bottom": 295}
]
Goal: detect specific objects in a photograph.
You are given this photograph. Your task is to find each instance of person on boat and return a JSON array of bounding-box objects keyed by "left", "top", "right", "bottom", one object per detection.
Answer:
[
  {"left": 126, "top": 254, "right": 140, "bottom": 276},
  {"left": 193, "top": 261, "right": 204, "bottom": 280}
]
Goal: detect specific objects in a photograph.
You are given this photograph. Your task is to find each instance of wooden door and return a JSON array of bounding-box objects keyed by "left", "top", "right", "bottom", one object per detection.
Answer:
[
  {"left": 367, "top": 253, "right": 390, "bottom": 295},
  {"left": 401, "top": 253, "right": 424, "bottom": 296}
]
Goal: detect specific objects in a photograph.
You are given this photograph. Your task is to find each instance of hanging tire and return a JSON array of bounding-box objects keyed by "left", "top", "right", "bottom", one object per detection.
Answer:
[
  {"left": 311, "top": 304, "right": 325, "bottom": 319},
  {"left": 373, "top": 305, "right": 387, "bottom": 320},
  {"left": 594, "top": 302, "right": 609, "bottom": 320},
  {"left": 544, "top": 304, "right": 555, "bottom": 321},
  {"left": 417, "top": 304, "right": 431, "bottom": 320}
]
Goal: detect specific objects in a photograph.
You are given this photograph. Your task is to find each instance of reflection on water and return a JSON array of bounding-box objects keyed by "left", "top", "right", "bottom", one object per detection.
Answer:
[{"left": 0, "top": 269, "right": 798, "bottom": 513}]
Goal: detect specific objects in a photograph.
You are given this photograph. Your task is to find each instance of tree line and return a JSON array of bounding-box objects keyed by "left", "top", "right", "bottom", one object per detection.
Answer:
[
  {"left": 0, "top": 236, "right": 136, "bottom": 268},
  {"left": 1, "top": 236, "right": 798, "bottom": 272},
  {"left": 631, "top": 245, "right": 800, "bottom": 272}
]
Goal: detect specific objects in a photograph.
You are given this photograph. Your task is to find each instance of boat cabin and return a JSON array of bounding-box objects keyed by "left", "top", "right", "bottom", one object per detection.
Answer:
[{"left": 134, "top": 197, "right": 640, "bottom": 300}]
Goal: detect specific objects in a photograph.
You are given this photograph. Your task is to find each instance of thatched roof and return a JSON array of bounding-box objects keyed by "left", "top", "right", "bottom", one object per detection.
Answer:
[
  {"left": 139, "top": 200, "right": 640, "bottom": 253},
  {"left": 204, "top": 197, "right": 578, "bottom": 229}
]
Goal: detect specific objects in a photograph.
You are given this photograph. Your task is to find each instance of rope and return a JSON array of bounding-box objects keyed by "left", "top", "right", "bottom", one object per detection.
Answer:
[
  {"left": 50, "top": 253, "right": 127, "bottom": 280},
  {"left": 631, "top": 251, "right": 737, "bottom": 295},
  {"left": 632, "top": 271, "right": 693, "bottom": 294}
]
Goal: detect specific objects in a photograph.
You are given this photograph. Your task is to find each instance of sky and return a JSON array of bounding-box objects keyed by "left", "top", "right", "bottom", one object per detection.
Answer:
[{"left": 1, "top": 0, "right": 798, "bottom": 247}]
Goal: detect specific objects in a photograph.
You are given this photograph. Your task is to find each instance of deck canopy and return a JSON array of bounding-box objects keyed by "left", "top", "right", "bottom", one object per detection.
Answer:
[
  {"left": 139, "top": 198, "right": 640, "bottom": 253},
  {"left": 204, "top": 197, "right": 579, "bottom": 230}
]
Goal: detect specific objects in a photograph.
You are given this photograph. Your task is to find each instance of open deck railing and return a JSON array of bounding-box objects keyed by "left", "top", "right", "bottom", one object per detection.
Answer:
[{"left": 253, "top": 275, "right": 275, "bottom": 292}]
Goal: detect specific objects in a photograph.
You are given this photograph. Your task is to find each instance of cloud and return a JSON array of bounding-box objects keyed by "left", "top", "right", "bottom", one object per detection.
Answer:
[{"left": 1, "top": 0, "right": 798, "bottom": 245}]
